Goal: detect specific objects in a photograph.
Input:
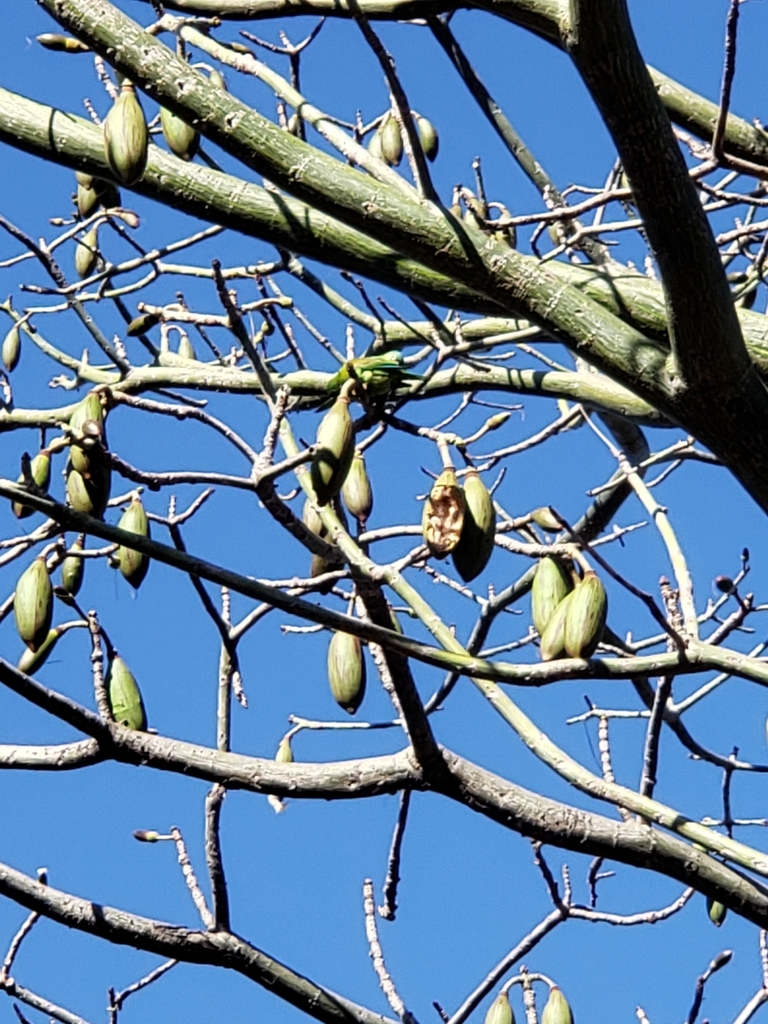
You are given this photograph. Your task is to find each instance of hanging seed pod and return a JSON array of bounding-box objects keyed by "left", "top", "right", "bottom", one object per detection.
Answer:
[
  {"left": 14, "top": 557, "right": 53, "bottom": 653},
  {"left": 69, "top": 419, "right": 105, "bottom": 476},
  {"left": 422, "top": 468, "right": 465, "bottom": 559},
  {"left": 37, "top": 33, "right": 89, "bottom": 53},
  {"left": 116, "top": 496, "right": 150, "bottom": 589},
  {"left": 416, "top": 115, "right": 439, "bottom": 161},
  {"left": 287, "top": 112, "right": 301, "bottom": 136},
  {"left": 328, "top": 630, "right": 366, "bottom": 714},
  {"left": 12, "top": 450, "right": 52, "bottom": 519},
  {"left": 70, "top": 390, "right": 106, "bottom": 459},
  {"left": 539, "top": 589, "right": 575, "bottom": 662},
  {"left": 707, "top": 896, "right": 727, "bottom": 927},
  {"left": 2, "top": 324, "right": 21, "bottom": 372},
  {"left": 341, "top": 449, "right": 373, "bottom": 525},
  {"left": 177, "top": 334, "right": 197, "bottom": 360},
  {"left": 303, "top": 496, "right": 325, "bottom": 537},
  {"left": 311, "top": 393, "right": 355, "bottom": 506},
  {"left": 380, "top": 114, "right": 403, "bottom": 166},
  {"left": 76, "top": 182, "right": 100, "bottom": 219},
  {"left": 452, "top": 470, "right": 495, "bottom": 582},
  {"left": 275, "top": 736, "right": 294, "bottom": 763},
  {"left": 103, "top": 81, "right": 148, "bottom": 186},
  {"left": 531, "top": 557, "right": 573, "bottom": 635},
  {"left": 367, "top": 127, "right": 384, "bottom": 161},
  {"left": 541, "top": 987, "right": 573, "bottom": 1024},
  {"left": 209, "top": 68, "right": 227, "bottom": 91},
  {"left": 107, "top": 655, "right": 147, "bottom": 730},
  {"left": 485, "top": 993, "right": 514, "bottom": 1024},
  {"left": 74, "top": 225, "right": 99, "bottom": 279},
  {"left": 160, "top": 106, "right": 200, "bottom": 161},
  {"left": 18, "top": 626, "right": 64, "bottom": 675},
  {"left": 66, "top": 462, "right": 111, "bottom": 520},
  {"left": 61, "top": 535, "right": 85, "bottom": 596},
  {"left": 563, "top": 570, "right": 607, "bottom": 659}
]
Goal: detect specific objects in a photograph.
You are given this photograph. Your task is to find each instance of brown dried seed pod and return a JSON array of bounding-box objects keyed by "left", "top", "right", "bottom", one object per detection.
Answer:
[
  {"left": 327, "top": 630, "right": 366, "bottom": 714},
  {"left": 422, "top": 468, "right": 465, "bottom": 559}
]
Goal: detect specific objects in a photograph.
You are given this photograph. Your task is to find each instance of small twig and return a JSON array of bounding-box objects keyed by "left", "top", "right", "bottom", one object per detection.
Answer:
[
  {"left": 170, "top": 826, "right": 215, "bottom": 930},
  {"left": 110, "top": 959, "right": 177, "bottom": 1012},
  {"left": 685, "top": 949, "right": 733, "bottom": 1024},
  {"left": 204, "top": 784, "right": 230, "bottom": 932},
  {"left": 87, "top": 611, "right": 111, "bottom": 720},
  {"left": 378, "top": 790, "right": 411, "bottom": 921},
  {"left": 712, "top": 0, "right": 743, "bottom": 160},
  {"left": 363, "top": 879, "right": 412, "bottom": 1022}
]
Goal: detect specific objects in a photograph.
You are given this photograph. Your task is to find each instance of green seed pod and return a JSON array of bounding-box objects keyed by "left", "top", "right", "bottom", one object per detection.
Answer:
[
  {"left": 530, "top": 507, "right": 562, "bottom": 532},
  {"left": 103, "top": 82, "right": 148, "bottom": 187},
  {"left": 531, "top": 557, "right": 573, "bottom": 635},
  {"left": 37, "top": 33, "right": 89, "bottom": 53},
  {"left": 61, "top": 535, "right": 85, "bottom": 596},
  {"left": 275, "top": 736, "right": 294, "bottom": 763},
  {"left": 367, "top": 128, "right": 384, "bottom": 161},
  {"left": 707, "top": 895, "right": 727, "bottom": 927},
  {"left": 66, "top": 462, "right": 110, "bottom": 520},
  {"left": 13, "top": 450, "right": 52, "bottom": 519},
  {"left": 76, "top": 171, "right": 95, "bottom": 189},
  {"left": 2, "top": 324, "right": 20, "bottom": 372},
  {"left": 452, "top": 470, "right": 495, "bottom": 582},
  {"left": 563, "top": 570, "right": 607, "bottom": 659},
  {"left": 127, "top": 312, "right": 161, "bottom": 336},
  {"left": 74, "top": 225, "right": 99, "bottom": 279},
  {"left": 18, "top": 626, "right": 64, "bottom": 675},
  {"left": 107, "top": 654, "right": 147, "bottom": 730},
  {"left": 209, "top": 69, "right": 227, "bottom": 91},
  {"left": 380, "top": 114, "right": 403, "bottom": 166},
  {"left": 416, "top": 115, "right": 439, "bottom": 161},
  {"left": 341, "top": 449, "right": 373, "bottom": 524},
  {"left": 422, "top": 468, "right": 465, "bottom": 559},
  {"left": 327, "top": 630, "right": 366, "bottom": 714},
  {"left": 70, "top": 391, "right": 105, "bottom": 433},
  {"left": 287, "top": 113, "right": 301, "bottom": 136},
  {"left": 541, "top": 987, "right": 573, "bottom": 1024},
  {"left": 539, "top": 589, "right": 575, "bottom": 662},
  {"left": 177, "top": 334, "right": 197, "bottom": 360},
  {"left": 116, "top": 496, "right": 150, "bottom": 589},
  {"left": 160, "top": 106, "right": 200, "bottom": 161},
  {"left": 485, "top": 993, "right": 514, "bottom": 1024},
  {"left": 311, "top": 394, "right": 355, "bottom": 506},
  {"left": 14, "top": 557, "right": 53, "bottom": 653},
  {"left": 76, "top": 182, "right": 100, "bottom": 219}
]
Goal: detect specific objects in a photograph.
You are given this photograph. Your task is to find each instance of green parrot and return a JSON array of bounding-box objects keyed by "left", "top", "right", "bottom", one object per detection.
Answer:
[{"left": 326, "top": 351, "right": 424, "bottom": 396}]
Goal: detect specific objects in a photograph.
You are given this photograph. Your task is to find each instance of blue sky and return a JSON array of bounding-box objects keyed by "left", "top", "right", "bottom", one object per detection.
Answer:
[{"left": 2, "top": 2, "right": 768, "bottom": 1023}]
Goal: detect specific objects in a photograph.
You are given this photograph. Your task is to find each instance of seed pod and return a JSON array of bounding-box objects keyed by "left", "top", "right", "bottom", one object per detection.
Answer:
[
  {"left": 76, "top": 182, "right": 100, "bottom": 219},
  {"left": 530, "top": 507, "right": 562, "bottom": 532},
  {"left": 380, "top": 114, "right": 403, "bottom": 167},
  {"left": 2, "top": 324, "right": 20, "bottom": 372},
  {"left": 342, "top": 449, "right": 373, "bottom": 524},
  {"left": 61, "top": 535, "right": 85, "bottom": 596},
  {"left": 12, "top": 450, "right": 52, "bottom": 519},
  {"left": 563, "top": 570, "right": 607, "bottom": 659},
  {"left": 209, "top": 69, "right": 227, "bottom": 91},
  {"left": 707, "top": 896, "right": 727, "bottom": 927},
  {"left": 422, "top": 468, "right": 465, "bottom": 559},
  {"left": 18, "top": 626, "right": 64, "bottom": 675},
  {"left": 531, "top": 557, "right": 573, "bottom": 635},
  {"left": 37, "top": 33, "right": 89, "bottom": 53},
  {"left": 416, "top": 115, "right": 439, "bottom": 161},
  {"left": 303, "top": 496, "right": 325, "bottom": 538},
  {"left": 327, "top": 630, "right": 366, "bottom": 714},
  {"left": 452, "top": 470, "right": 495, "bottom": 582},
  {"left": 311, "top": 394, "right": 355, "bottom": 506},
  {"left": 539, "top": 589, "right": 574, "bottom": 662},
  {"left": 287, "top": 113, "right": 301, "bottom": 136},
  {"left": 134, "top": 829, "right": 160, "bottom": 842},
  {"left": 177, "top": 334, "right": 197, "bottom": 360},
  {"left": 275, "top": 736, "right": 294, "bottom": 763},
  {"left": 14, "top": 557, "right": 53, "bottom": 653},
  {"left": 116, "top": 496, "right": 150, "bottom": 589},
  {"left": 103, "top": 82, "right": 148, "bottom": 186},
  {"left": 127, "top": 312, "right": 161, "bottom": 336},
  {"left": 541, "top": 987, "right": 573, "bottom": 1024},
  {"left": 485, "top": 993, "right": 514, "bottom": 1024},
  {"left": 66, "top": 463, "right": 110, "bottom": 519},
  {"left": 160, "top": 106, "right": 200, "bottom": 161},
  {"left": 715, "top": 575, "right": 735, "bottom": 594},
  {"left": 367, "top": 128, "right": 384, "bottom": 161},
  {"left": 74, "top": 225, "right": 99, "bottom": 279},
  {"left": 107, "top": 655, "right": 147, "bottom": 730}
]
